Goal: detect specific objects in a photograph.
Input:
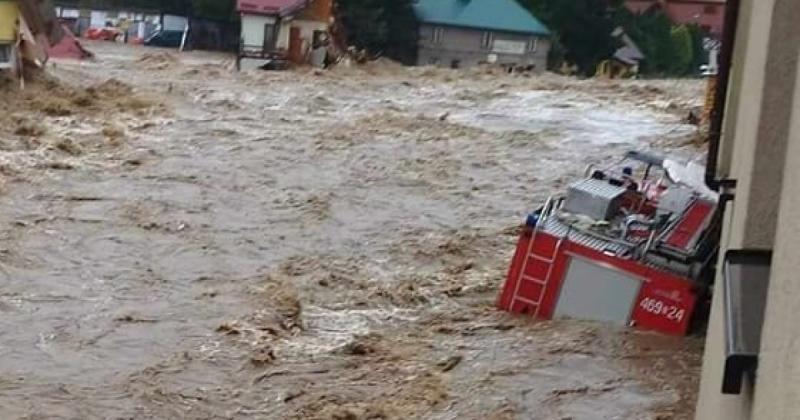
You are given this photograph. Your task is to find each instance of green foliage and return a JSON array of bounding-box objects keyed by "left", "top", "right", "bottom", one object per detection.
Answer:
[
  {"left": 336, "top": 0, "right": 418, "bottom": 64},
  {"left": 621, "top": 10, "right": 674, "bottom": 75},
  {"left": 670, "top": 25, "right": 692, "bottom": 75},
  {"left": 523, "top": 0, "right": 711, "bottom": 77},
  {"left": 687, "top": 23, "right": 708, "bottom": 75},
  {"left": 523, "top": 0, "right": 623, "bottom": 75}
]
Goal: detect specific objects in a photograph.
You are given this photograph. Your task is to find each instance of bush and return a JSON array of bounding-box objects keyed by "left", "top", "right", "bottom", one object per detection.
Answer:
[{"left": 524, "top": 0, "right": 623, "bottom": 76}]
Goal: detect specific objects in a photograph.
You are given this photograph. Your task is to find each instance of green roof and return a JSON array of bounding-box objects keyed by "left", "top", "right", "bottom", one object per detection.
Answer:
[{"left": 413, "top": 0, "right": 550, "bottom": 36}]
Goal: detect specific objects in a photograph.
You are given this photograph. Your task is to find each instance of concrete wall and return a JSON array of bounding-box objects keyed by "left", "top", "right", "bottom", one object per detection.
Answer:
[
  {"left": 417, "top": 24, "right": 549, "bottom": 70},
  {"left": 694, "top": 0, "right": 800, "bottom": 418},
  {"left": 751, "top": 44, "right": 800, "bottom": 419},
  {"left": 695, "top": 1, "right": 771, "bottom": 416}
]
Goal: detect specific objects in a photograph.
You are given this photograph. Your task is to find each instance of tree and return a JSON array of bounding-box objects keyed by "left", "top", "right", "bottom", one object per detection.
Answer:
[
  {"left": 617, "top": 9, "right": 676, "bottom": 76},
  {"left": 670, "top": 25, "right": 693, "bottom": 75},
  {"left": 687, "top": 23, "right": 709, "bottom": 76},
  {"left": 336, "top": 0, "right": 418, "bottom": 64},
  {"left": 523, "top": 0, "right": 623, "bottom": 76}
]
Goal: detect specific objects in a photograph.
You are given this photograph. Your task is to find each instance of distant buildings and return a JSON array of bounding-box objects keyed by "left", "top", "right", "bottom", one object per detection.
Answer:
[
  {"left": 626, "top": 0, "right": 727, "bottom": 36},
  {"left": 597, "top": 27, "right": 645, "bottom": 78},
  {"left": 236, "top": 0, "right": 333, "bottom": 70},
  {"left": 412, "top": 0, "right": 551, "bottom": 70}
]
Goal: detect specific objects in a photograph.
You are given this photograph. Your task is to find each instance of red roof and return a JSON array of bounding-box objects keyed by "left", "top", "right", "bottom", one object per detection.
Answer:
[{"left": 236, "top": 0, "right": 307, "bottom": 16}]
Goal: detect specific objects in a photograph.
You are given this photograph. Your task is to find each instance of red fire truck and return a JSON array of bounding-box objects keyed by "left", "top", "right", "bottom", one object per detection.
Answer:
[{"left": 498, "top": 151, "right": 720, "bottom": 335}]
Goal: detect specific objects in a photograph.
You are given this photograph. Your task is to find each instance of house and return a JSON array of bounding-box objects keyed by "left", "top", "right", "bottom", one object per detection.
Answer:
[
  {"left": 412, "top": 0, "right": 551, "bottom": 70},
  {"left": 0, "top": 0, "right": 19, "bottom": 72},
  {"left": 0, "top": 0, "right": 62, "bottom": 76},
  {"left": 236, "top": 0, "right": 333, "bottom": 70},
  {"left": 596, "top": 27, "right": 645, "bottom": 78},
  {"left": 626, "top": 0, "right": 726, "bottom": 36}
]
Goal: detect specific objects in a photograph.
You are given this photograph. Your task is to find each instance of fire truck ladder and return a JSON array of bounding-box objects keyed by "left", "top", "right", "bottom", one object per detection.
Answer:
[{"left": 509, "top": 196, "right": 565, "bottom": 316}]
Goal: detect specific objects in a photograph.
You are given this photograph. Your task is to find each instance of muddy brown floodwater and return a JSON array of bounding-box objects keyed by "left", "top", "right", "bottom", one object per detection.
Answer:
[{"left": 0, "top": 41, "right": 705, "bottom": 420}]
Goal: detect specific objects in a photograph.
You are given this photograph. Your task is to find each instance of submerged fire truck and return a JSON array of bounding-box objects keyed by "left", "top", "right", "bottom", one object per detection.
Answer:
[{"left": 498, "top": 151, "right": 720, "bottom": 335}]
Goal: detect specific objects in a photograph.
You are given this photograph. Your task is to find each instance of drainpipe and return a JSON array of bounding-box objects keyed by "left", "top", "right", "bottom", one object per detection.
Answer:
[{"left": 705, "top": 0, "right": 742, "bottom": 192}]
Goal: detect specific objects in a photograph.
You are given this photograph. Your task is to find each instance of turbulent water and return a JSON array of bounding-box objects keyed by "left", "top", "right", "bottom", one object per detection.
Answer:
[{"left": 0, "top": 42, "right": 704, "bottom": 419}]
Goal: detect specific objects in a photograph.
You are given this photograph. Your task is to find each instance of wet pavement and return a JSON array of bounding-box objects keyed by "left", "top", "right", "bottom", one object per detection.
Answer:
[{"left": 0, "top": 42, "right": 704, "bottom": 419}]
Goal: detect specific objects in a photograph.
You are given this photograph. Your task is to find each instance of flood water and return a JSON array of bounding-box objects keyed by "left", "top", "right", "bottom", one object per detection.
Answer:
[{"left": 0, "top": 42, "right": 704, "bottom": 419}]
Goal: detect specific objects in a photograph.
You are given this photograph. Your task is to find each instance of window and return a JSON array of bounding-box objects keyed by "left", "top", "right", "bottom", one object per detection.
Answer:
[
  {"left": 481, "top": 31, "right": 493, "bottom": 49},
  {"left": 704, "top": 5, "right": 718, "bottom": 14},
  {"left": 0, "top": 45, "right": 10, "bottom": 65},
  {"left": 527, "top": 37, "right": 539, "bottom": 53},
  {"left": 263, "top": 23, "right": 276, "bottom": 50},
  {"left": 433, "top": 27, "right": 444, "bottom": 44}
]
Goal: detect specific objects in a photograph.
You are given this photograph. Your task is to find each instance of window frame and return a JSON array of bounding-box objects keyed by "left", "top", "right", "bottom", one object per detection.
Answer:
[
  {"left": 433, "top": 27, "right": 444, "bottom": 44},
  {"left": 527, "top": 37, "right": 539, "bottom": 53},
  {"left": 481, "top": 31, "right": 494, "bottom": 50},
  {"left": 0, "top": 44, "right": 11, "bottom": 65}
]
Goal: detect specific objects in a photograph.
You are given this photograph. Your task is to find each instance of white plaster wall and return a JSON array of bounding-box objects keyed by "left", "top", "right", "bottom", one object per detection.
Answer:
[
  {"left": 276, "top": 19, "right": 291, "bottom": 50},
  {"left": 241, "top": 14, "right": 276, "bottom": 47},
  {"left": 291, "top": 19, "right": 327, "bottom": 54}
]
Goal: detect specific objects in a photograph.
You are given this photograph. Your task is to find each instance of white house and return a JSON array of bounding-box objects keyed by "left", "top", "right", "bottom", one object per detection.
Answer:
[{"left": 236, "top": 0, "right": 333, "bottom": 70}]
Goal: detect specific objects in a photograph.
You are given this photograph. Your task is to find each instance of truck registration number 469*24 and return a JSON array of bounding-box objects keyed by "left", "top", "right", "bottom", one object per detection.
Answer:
[{"left": 639, "top": 297, "right": 686, "bottom": 323}]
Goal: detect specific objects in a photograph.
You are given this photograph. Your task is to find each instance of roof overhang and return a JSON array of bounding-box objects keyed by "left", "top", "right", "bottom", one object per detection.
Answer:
[
  {"left": 236, "top": 0, "right": 307, "bottom": 17},
  {"left": 418, "top": 20, "right": 550, "bottom": 37}
]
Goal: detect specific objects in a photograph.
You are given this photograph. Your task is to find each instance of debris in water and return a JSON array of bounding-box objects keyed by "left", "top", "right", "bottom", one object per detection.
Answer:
[
  {"left": 250, "top": 345, "right": 276, "bottom": 366},
  {"left": 437, "top": 355, "right": 463, "bottom": 372},
  {"left": 114, "top": 314, "right": 159, "bottom": 323},
  {"left": 338, "top": 334, "right": 382, "bottom": 356}
]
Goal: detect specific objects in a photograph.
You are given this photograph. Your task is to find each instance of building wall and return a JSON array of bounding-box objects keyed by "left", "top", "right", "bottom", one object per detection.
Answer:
[
  {"left": 0, "top": 1, "right": 19, "bottom": 42},
  {"left": 751, "top": 46, "right": 800, "bottom": 419},
  {"left": 695, "top": 1, "right": 772, "bottom": 415},
  {"left": 241, "top": 14, "right": 276, "bottom": 48},
  {"left": 290, "top": 19, "right": 327, "bottom": 57},
  {"left": 417, "top": 24, "right": 549, "bottom": 70},
  {"left": 276, "top": 18, "right": 290, "bottom": 50},
  {"left": 0, "top": 1, "right": 21, "bottom": 76},
  {"left": 694, "top": 0, "right": 800, "bottom": 418},
  {"left": 241, "top": 11, "right": 327, "bottom": 60},
  {"left": 291, "top": 0, "right": 332, "bottom": 57}
]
